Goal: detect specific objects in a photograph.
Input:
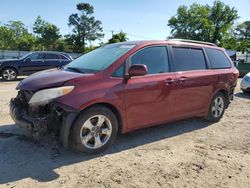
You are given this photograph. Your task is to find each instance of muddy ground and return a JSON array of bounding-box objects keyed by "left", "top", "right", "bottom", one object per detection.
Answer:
[{"left": 0, "top": 78, "right": 250, "bottom": 188}]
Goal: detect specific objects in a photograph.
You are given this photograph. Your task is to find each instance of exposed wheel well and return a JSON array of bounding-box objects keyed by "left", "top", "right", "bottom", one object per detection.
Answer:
[{"left": 82, "top": 103, "right": 123, "bottom": 133}]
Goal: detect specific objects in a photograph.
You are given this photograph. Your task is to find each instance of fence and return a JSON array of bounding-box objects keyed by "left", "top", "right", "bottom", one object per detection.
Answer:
[
  {"left": 0, "top": 50, "right": 82, "bottom": 60},
  {"left": 236, "top": 52, "right": 250, "bottom": 63}
]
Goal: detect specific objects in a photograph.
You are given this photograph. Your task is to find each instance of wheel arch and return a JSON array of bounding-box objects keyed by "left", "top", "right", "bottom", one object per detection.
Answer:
[
  {"left": 61, "top": 102, "right": 123, "bottom": 149},
  {"left": 215, "top": 89, "right": 229, "bottom": 108},
  {"left": 1, "top": 66, "right": 19, "bottom": 75},
  {"left": 82, "top": 102, "right": 123, "bottom": 133}
]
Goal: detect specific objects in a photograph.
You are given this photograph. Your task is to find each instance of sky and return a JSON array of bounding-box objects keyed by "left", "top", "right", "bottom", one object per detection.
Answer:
[{"left": 0, "top": 0, "right": 249, "bottom": 44}]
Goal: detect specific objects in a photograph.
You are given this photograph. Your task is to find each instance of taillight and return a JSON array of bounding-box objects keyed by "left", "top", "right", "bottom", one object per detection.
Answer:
[{"left": 233, "top": 69, "right": 239, "bottom": 78}]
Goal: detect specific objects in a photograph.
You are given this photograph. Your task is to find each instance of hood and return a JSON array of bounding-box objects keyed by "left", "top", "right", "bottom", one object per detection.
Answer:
[{"left": 17, "top": 69, "right": 91, "bottom": 91}]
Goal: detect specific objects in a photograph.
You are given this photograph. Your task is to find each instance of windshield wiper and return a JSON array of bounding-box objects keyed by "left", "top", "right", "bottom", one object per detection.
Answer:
[{"left": 66, "top": 67, "right": 85, "bottom": 73}]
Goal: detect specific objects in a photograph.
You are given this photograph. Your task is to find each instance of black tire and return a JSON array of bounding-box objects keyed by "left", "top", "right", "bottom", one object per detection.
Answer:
[
  {"left": 206, "top": 92, "right": 226, "bottom": 122},
  {"left": 1, "top": 67, "right": 17, "bottom": 81},
  {"left": 70, "top": 105, "right": 118, "bottom": 154},
  {"left": 242, "top": 89, "right": 249, "bottom": 94}
]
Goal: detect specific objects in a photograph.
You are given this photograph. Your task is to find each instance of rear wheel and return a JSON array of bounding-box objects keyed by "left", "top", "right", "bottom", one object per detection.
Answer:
[
  {"left": 206, "top": 92, "right": 226, "bottom": 122},
  {"left": 70, "top": 105, "right": 118, "bottom": 154},
  {"left": 1, "top": 68, "right": 17, "bottom": 81}
]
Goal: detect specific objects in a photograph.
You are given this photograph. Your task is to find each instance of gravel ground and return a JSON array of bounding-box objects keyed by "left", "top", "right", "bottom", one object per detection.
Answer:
[{"left": 0, "top": 78, "right": 250, "bottom": 188}]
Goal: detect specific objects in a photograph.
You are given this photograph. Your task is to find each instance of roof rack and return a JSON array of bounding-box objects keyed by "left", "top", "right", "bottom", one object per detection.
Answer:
[{"left": 168, "top": 39, "right": 217, "bottom": 47}]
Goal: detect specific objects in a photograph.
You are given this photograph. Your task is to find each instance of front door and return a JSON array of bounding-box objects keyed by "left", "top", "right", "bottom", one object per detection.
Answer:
[
  {"left": 125, "top": 46, "right": 177, "bottom": 130},
  {"left": 19, "top": 53, "right": 45, "bottom": 75}
]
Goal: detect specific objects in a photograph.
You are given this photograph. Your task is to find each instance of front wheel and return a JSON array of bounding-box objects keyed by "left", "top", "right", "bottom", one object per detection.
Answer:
[
  {"left": 70, "top": 105, "right": 118, "bottom": 154},
  {"left": 206, "top": 92, "right": 226, "bottom": 122},
  {"left": 1, "top": 68, "right": 17, "bottom": 81}
]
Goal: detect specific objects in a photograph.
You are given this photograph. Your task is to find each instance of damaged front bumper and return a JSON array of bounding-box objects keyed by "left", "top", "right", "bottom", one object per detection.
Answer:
[{"left": 10, "top": 91, "right": 79, "bottom": 148}]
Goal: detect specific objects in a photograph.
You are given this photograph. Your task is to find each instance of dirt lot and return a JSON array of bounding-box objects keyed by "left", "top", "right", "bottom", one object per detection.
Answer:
[{"left": 0, "top": 78, "right": 250, "bottom": 188}]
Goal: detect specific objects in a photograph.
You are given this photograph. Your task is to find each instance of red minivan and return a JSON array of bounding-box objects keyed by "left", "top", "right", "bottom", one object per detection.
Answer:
[{"left": 10, "top": 39, "right": 239, "bottom": 154}]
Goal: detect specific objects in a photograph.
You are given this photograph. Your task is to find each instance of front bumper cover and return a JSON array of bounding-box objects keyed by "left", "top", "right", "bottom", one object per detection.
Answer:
[
  {"left": 10, "top": 96, "right": 79, "bottom": 147},
  {"left": 10, "top": 98, "right": 48, "bottom": 138}
]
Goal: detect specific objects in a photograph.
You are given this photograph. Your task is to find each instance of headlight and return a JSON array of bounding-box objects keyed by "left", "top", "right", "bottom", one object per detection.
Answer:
[{"left": 29, "top": 86, "right": 74, "bottom": 106}]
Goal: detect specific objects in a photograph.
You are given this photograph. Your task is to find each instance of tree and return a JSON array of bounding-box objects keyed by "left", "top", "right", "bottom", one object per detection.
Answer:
[
  {"left": 33, "top": 16, "right": 61, "bottom": 50},
  {"left": 0, "top": 21, "right": 35, "bottom": 50},
  {"left": 0, "top": 26, "right": 15, "bottom": 49},
  {"left": 236, "top": 21, "right": 250, "bottom": 40},
  {"left": 108, "top": 31, "right": 128, "bottom": 44},
  {"left": 168, "top": 0, "right": 238, "bottom": 45},
  {"left": 66, "top": 3, "right": 104, "bottom": 53}
]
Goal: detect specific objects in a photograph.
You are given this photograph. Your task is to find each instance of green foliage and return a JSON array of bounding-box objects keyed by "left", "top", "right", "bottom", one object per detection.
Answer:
[
  {"left": 108, "top": 31, "right": 128, "bottom": 44},
  {"left": 33, "top": 16, "right": 61, "bottom": 50},
  {"left": 0, "top": 21, "right": 35, "bottom": 50},
  {"left": 168, "top": 0, "right": 239, "bottom": 45},
  {"left": 66, "top": 3, "right": 104, "bottom": 53},
  {"left": 236, "top": 21, "right": 250, "bottom": 40}
]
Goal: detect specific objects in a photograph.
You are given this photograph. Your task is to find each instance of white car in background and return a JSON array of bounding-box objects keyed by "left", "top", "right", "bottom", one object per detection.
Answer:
[{"left": 241, "top": 72, "right": 250, "bottom": 93}]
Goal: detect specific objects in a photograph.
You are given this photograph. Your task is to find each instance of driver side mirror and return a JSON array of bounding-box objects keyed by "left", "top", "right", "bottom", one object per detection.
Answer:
[
  {"left": 25, "top": 58, "right": 31, "bottom": 63},
  {"left": 128, "top": 64, "right": 148, "bottom": 77}
]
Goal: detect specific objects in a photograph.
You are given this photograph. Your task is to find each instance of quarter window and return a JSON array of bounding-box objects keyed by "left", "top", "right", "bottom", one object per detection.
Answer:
[
  {"left": 205, "top": 48, "right": 231, "bottom": 69},
  {"left": 172, "top": 47, "right": 207, "bottom": 71},
  {"left": 113, "top": 64, "right": 125, "bottom": 77},
  {"left": 131, "top": 46, "right": 169, "bottom": 74}
]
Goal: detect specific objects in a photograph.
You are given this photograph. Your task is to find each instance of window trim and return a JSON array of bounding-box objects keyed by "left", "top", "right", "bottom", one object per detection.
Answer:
[
  {"left": 125, "top": 45, "right": 171, "bottom": 76},
  {"left": 170, "top": 45, "right": 209, "bottom": 72}
]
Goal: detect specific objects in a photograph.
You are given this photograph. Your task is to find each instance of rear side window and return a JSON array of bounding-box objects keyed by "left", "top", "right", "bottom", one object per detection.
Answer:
[
  {"left": 172, "top": 47, "right": 207, "bottom": 71},
  {"left": 205, "top": 48, "right": 231, "bottom": 69},
  {"left": 45, "top": 53, "right": 60, "bottom": 60},
  {"left": 131, "top": 46, "right": 169, "bottom": 74}
]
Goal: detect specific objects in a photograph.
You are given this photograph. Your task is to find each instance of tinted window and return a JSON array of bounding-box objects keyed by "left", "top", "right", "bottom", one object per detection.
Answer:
[
  {"left": 131, "top": 46, "right": 169, "bottom": 74},
  {"left": 45, "top": 53, "right": 60, "bottom": 60},
  {"left": 28, "top": 53, "right": 43, "bottom": 60},
  {"left": 173, "top": 47, "right": 207, "bottom": 71},
  {"left": 60, "top": 55, "right": 68, "bottom": 60},
  {"left": 205, "top": 48, "right": 231, "bottom": 69}
]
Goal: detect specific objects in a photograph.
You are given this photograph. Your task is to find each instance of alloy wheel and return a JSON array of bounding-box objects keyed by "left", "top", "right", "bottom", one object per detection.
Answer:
[
  {"left": 80, "top": 115, "right": 112, "bottom": 149},
  {"left": 2, "top": 69, "right": 17, "bottom": 81},
  {"left": 211, "top": 96, "right": 224, "bottom": 118}
]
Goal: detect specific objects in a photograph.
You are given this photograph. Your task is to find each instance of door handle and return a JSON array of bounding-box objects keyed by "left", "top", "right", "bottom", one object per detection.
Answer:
[
  {"left": 179, "top": 77, "right": 188, "bottom": 84},
  {"left": 165, "top": 78, "right": 175, "bottom": 85}
]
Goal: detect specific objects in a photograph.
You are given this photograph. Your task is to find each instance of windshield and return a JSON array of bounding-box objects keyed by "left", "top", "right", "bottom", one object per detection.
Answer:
[{"left": 64, "top": 44, "right": 135, "bottom": 73}]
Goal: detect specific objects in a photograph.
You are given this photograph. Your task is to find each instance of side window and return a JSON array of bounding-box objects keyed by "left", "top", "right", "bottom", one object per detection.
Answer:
[
  {"left": 45, "top": 53, "right": 60, "bottom": 60},
  {"left": 112, "top": 63, "right": 125, "bottom": 77},
  {"left": 28, "top": 53, "right": 43, "bottom": 61},
  {"left": 131, "top": 46, "right": 169, "bottom": 74},
  {"left": 172, "top": 47, "right": 207, "bottom": 71},
  {"left": 205, "top": 48, "right": 231, "bottom": 69},
  {"left": 60, "top": 55, "right": 68, "bottom": 60}
]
